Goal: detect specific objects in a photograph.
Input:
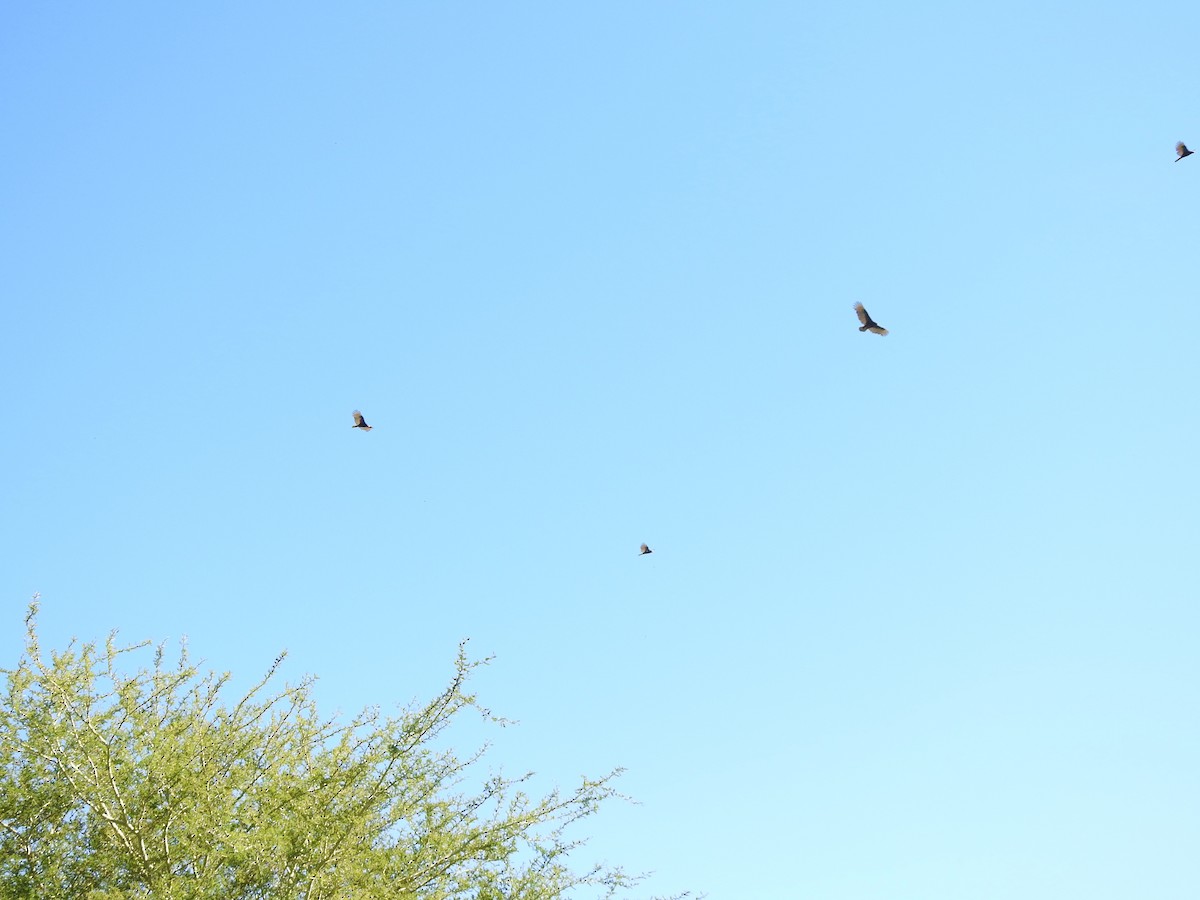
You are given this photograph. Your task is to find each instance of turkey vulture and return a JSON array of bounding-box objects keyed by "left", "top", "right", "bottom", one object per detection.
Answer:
[
  {"left": 639, "top": 543, "right": 653, "bottom": 555},
  {"left": 1178, "top": 142, "right": 1194, "bottom": 161},
  {"left": 854, "top": 303, "right": 888, "bottom": 336},
  {"left": 351, "top": 410, "right": 373, "bottom": 431}
]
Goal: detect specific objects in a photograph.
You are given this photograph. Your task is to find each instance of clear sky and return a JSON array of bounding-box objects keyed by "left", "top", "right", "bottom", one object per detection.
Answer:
[{"left": 3, "top": 2, "right": 1198, "bottom": 897}]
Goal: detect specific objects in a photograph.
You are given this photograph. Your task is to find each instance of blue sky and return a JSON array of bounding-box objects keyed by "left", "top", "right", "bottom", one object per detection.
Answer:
[{"left": 2, "top": 2, "right": 1198, "bottom": 897}]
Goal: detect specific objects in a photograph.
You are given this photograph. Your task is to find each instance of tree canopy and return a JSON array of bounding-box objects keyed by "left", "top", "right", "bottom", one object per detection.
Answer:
[{"left": 0, "top": 602, "right": 674, "bottom": 900}]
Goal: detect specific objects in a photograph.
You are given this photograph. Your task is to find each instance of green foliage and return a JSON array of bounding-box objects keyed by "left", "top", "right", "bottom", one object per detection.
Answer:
[{"left": 0, "top": 602, "right": 677, "bottom": 900}]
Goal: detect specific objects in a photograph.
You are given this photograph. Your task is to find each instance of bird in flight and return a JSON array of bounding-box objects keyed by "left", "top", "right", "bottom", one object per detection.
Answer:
[
  {"left": 351, "top": 410, "right": 373, "bottom": 431},
  {"left": 854, "top": 303, "right": 888, "bottom": 336},
  {"left": 639, "top": 543, "right": 653, "bottom": 555},
  {"left": 1177, "top": 142, "right": 1194, "bottom": 162}
]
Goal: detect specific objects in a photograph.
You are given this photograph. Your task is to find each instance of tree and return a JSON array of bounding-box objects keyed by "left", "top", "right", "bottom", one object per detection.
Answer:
[{"left": 0, "top": 601, "right": 679, "bottom": 900}]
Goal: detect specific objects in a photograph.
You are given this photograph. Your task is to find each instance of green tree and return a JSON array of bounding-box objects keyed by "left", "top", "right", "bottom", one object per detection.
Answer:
[{"left": 0, "top": 602, "right": 679, "bottom": 900}]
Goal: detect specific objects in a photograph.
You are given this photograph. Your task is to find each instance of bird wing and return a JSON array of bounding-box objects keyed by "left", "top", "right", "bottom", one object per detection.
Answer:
[
  {"left": 868, "top": 325, "right": 889, "bottom": 336},
  {"left": 1178, "top": 142, "right": 1191, "bottom": 156},
  {"left": 640, "top": 543, "right": 650, "bottom": 553},
  {"left": 352, "top": 410, "right": 366, "bottom": 426},
  {"left": 854, "top": 303, "right": 871, "bottom": 326}
]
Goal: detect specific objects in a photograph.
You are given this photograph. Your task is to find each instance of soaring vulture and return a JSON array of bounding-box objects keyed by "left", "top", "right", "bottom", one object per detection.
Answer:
[
  {"left": 854, "top": 303, "right": 888, "bottom": 336},
  {"left": 639, "top": 543, "right": 653, "bottom": 555},
  {"left": 351, "top": 410, "right": 373, "bottom": 431},
  {"left": 1178, "top": 142, "right": 1194, "bottom": 162}
]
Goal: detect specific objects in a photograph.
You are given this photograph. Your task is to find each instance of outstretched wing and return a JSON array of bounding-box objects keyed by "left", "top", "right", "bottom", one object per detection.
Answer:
[
  {"left": 866, "top": 325, "right": 889, "bottom": 336},
  {"left": 352, "top": 410, "right": 367, "bottom": 427},
  {"left": 1178, "top": 142, "right": 1191, "bottom": 157},
  {"left": 854, "top": 302, "right": 871, "bottom": 326}
]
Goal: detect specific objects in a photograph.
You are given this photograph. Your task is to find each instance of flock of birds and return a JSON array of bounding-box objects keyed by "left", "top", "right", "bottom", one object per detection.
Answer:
[
  {"left": 348, "top": 301, "right": 892, "bottom": 558},
  {"left": 347, "top": 128, "right": 1180, "bottom": 549},
  {"left": 345, "top": 138, "right": 1194, "bottom": 553}
]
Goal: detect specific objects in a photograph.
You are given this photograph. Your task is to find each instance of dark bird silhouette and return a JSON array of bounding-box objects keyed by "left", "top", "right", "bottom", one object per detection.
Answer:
[
  {"left": 639, "top": 543, "right": 653, "bottom": 555},
  {"left": 1178, "top": 142, "right": 1194, "bottom": 162},
  {"left": 351, "top": 410, "right": 373, "bottom": 431},
  {"left": 854, "top": 303, "right": 888, "bottom": 336}
]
